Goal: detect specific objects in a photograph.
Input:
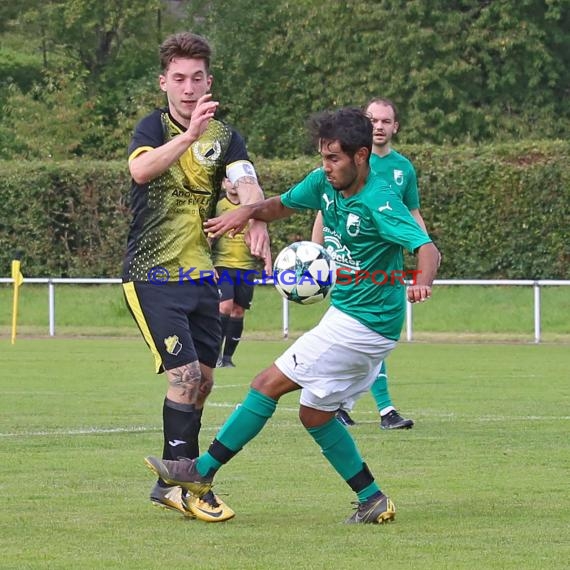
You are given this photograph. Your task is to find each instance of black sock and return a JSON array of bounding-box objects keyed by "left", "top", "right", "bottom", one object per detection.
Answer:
[
  {"left": 223, "top": 316, "right": 244, "bottom": 358},
  {"left": 219, "top": 313, "right": 231, "bottom": 356},
  {"left": 162, "top": 398, "right": 203, "bottom": 461}
]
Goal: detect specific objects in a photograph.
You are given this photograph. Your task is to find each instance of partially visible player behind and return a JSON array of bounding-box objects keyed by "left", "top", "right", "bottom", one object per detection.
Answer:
[{"left": 212, "top": 177, "right": 271, "bottom": 368}]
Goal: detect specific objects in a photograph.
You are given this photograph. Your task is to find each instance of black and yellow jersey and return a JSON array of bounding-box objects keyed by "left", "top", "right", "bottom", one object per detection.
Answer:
[
  {"left": 122, "top": 108, "right": 253, "bottom": 282},
  {"left": 212, "top": 197, "right": 258, "bottom": 270}
]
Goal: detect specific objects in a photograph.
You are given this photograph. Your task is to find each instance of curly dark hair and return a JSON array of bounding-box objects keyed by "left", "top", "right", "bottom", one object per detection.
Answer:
[{"left": 308, "top": 107, "right": 372, "bottom": 158}]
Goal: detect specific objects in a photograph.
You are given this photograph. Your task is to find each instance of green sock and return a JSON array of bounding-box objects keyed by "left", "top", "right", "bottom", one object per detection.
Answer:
[
  {"left": 370, "top": 361, "right": 393, "bottom": 412},
  {"left": 357, "top": 482, "right": 380, "bottom": 503},
  {"left": 307, "top": 417, "right": 381, "bottom": 501},
  {"left": 196, "top": 388, "right": 277, "bottom": 476}
]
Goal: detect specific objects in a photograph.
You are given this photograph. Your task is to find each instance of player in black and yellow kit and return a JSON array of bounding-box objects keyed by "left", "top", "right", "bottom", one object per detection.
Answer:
[
  {"left": 122, "top": 32, "right": 269, "bottom": 522},
  {"left": 213, "top": 178, "right": 268, "bottom": 368}
]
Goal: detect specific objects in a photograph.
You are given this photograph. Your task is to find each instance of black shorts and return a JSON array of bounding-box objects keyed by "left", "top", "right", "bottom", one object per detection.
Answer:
[
  {"left": 215, "top": 267, "right": 256, "bottom": 310},
  {"left": 123, "top": 281, "right": 221, "bottom": 372}
]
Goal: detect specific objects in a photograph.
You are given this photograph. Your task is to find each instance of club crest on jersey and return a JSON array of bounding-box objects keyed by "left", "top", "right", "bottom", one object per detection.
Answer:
[
  {"left": 393, "top": 169, "right": 404, "bottom": 186},
  {"left": 164, "top": 335, "right": 182, "bottom": 356},
  {"left": 192, "top": 140, "right": 221, "bottom": 165},
  {"left": 346, "top": 213, "right": 361, "bottom": 237}
]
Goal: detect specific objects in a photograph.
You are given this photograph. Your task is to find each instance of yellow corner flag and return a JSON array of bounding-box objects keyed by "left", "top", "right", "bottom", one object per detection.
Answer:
[{"left": 11, "top": 256, "right": 25, "bottom": 345}]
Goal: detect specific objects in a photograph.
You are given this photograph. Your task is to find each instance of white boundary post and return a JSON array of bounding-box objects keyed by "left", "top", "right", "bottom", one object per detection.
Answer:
[
  {"left": 48, "top": 280, "right": 55, "bottom": 337},
  {"left": 406, "top": 298, "right": 413, "bottom": 341},
  {"left": 282, "top": 297, "right": 289, "bottom": 339},
  {"left": 533, "top": 282, "right": 541, "bottom": 344}
]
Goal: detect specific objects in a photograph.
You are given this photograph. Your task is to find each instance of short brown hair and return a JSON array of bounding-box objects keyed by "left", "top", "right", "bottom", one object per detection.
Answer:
[
  {"left": 159, "top": 32, "right": 211, "bottom": 72},
  {"left": 365, "top": 97, "right": 399, "bottom": 124}
]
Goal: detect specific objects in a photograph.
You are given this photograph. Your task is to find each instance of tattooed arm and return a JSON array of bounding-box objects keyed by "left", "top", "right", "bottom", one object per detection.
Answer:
[{"left": 233, "top": 175, "right": 270, "bottom": 267}]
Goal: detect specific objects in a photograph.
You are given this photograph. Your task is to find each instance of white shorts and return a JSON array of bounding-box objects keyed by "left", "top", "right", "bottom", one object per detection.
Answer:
[{"left": 274, "top": 306, "right": 397, "bottom": 412}]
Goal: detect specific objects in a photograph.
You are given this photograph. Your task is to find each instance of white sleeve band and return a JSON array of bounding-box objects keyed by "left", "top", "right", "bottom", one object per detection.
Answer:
[{"left": 226, "top": 160, "right": 258, "bottom": 185}]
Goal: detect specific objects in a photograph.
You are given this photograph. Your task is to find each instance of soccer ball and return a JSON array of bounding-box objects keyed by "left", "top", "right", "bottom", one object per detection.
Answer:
[{"left": 273, "top": 241, "right": 337, "bottom": 305}]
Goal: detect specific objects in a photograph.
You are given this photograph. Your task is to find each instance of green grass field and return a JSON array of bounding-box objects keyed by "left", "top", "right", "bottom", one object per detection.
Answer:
[
  {"left": 1, "top": 283, "right": 570, "bottom": 341},
  {"left": 1, "top": 339, "right": 569, "bottom": 569}
]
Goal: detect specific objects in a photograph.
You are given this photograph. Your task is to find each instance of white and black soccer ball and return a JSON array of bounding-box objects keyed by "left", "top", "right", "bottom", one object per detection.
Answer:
[{"left": 273, "top": 241, "right": 337, "bottom": 305}]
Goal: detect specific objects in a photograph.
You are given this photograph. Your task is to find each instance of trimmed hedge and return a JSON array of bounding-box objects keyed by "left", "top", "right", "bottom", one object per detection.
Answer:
[
  {"left": 1, "top": 140, "right": 568, "bottom": 278},
  {"left": 403, "top": 141, "right": 570, "bottom": 279}
]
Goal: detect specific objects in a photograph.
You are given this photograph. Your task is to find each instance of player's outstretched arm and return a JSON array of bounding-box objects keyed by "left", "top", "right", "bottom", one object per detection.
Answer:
[
  {"left": 407, "top": 242, "right": 440, "bottom": 303},
  {"left": 204, "top": 196, "right": 295, "bottom": 239}
]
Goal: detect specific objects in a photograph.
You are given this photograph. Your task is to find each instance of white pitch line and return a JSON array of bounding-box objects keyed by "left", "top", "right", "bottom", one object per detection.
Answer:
[
  {"left": 476, "top": 415, "right": 570, "bottom": 422},
  {"left": 1, "top": 409, "right": 568, "bottom": 439},
  {"left": 0, "top": 426, "right": 160, "bottom": 438}
]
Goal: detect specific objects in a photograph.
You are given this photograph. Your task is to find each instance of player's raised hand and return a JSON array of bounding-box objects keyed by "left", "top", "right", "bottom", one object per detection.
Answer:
[{"left": 186, "top": 93, "right": 218, "bottom": 141}]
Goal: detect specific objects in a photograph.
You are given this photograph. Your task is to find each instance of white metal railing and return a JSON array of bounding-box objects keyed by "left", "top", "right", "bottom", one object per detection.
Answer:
[
  {"left": 2, "top": 278, "right": 569, "bottom": 343},
  {"left": 404, "top": 279, "right": 570, "bottom": 344}
]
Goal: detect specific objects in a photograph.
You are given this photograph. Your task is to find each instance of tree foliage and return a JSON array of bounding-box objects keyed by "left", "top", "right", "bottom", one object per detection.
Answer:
[
  {"left": 188, "top": 0, "right": 569, "bottom": 156},
  {"left": 1, "top": 0, "right": 569, "bottom": 159},
  {"left": 1, "top": 0, "right": 175, "bottom": 159}
]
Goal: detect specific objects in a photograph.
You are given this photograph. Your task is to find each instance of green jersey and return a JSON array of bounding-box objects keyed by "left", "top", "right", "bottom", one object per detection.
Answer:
[
  {"left": 370, "top": 150, "right": 419, "bottom": 210},
  {"left": 281, "top": 168, "right": 431, "bottom": 339}
]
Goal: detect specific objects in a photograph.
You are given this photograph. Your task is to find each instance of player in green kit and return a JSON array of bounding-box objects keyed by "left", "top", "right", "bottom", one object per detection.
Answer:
[
  {"left": 313, "top": 97, "right": 432, "bottom": 430},
  {"left": 143, "top": 107, "right": 440, "bottom": 524}
]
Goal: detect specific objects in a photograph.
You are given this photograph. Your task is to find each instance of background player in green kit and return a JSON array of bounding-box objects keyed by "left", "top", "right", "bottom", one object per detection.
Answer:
[
  {"left": 122, "top": 32, "right": 269, "bottom": 522},
  {"left": 144, "top": 107, "right": 440, "bottom": 524},
  {"left": 313, "top": 97, "right": 432, "bottom": 430},
  {"left": 212, "top": 178, "right": 270, "bottom": 368}
]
